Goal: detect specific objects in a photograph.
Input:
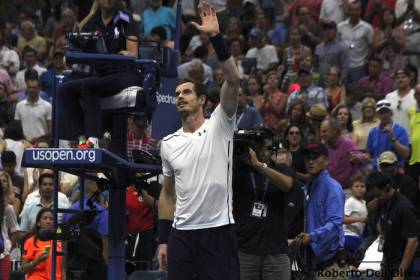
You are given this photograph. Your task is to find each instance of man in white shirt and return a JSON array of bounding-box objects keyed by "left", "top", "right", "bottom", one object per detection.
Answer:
[
  {"left": 14, "top": 46, "right": 47, "bottom": 93},
  {"left": 245, "top": 28, "right": 279, "bottom": 71},
  {"left": 14, "top": 77, "right": 52, "bottom": 141},
  {"left": 385, "top": 68, "right": 416, "bottom": 137},
  {"left": 319, "top": 0, "right": 349, "bottom": 25},
  {"left": 337, "top": 1, "right": 373, "bottom": 83},
  {"left": 157, "top": 3, "right": 240, "bottom": 279}
]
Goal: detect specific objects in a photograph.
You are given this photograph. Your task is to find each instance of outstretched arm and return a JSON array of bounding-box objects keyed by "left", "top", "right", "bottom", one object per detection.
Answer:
[{"left": 190, "top": 2, "right": 240, "bottom": 118}]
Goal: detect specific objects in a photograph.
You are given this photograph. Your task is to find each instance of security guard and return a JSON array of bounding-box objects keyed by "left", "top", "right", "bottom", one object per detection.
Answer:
[{"left": 59, "top": 0, "right": 141, "bottom": 148}]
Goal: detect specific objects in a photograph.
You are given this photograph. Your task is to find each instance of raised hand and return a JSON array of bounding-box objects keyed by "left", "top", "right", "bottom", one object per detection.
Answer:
[{"left": 190, "top": 2, "right": 220, "bottom": 36}]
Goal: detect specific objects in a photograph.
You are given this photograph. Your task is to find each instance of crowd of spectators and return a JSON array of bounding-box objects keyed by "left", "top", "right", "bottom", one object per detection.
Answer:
[{"left": 0, "top": 0, "right": 418, "bottom": 279}]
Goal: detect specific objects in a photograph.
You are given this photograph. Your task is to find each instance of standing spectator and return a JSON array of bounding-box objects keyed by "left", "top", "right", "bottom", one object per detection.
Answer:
[
  {"left": 18, "top": 173, "right": 69, "bottom": 234},
  {"left": 0, "top": 30, "right": 20, "bottom": 76},
  {"left": 245, "top": 28, "right": 279, "bottom": 71},
  {"left": 178, "top": 46, "right": 213, "bottom": 83},
  {"left": 343, "top": 175, "right": 368, "bottom": 256},
  {"left": 366, "top": 171, "right": 418, "bottom": 280},
  {"left": 127, "top": 115, "right": 157, "bottom": 158},
  {"left": 14, "top": 46, "right": 47, "bottom": 93},
  {"left": 371, "top": 8, "right": 406, "bottom": 75},
  {"left": 286, "top": 69, "right": 328, "bottom": 113},
  {"left": 385, "top": 68, "right": 416, "bottom": 137},
  {"left": 395, "top": 0, "right": 420, "bottom": 69},
  {"left": 407, "top": 84, "right": 420, "bottom": 188},
  {"left": 294, "top": 5, "right": 323, "bottom": 50},
  {"left": 246, "top": 75, "right": 264, "bottom": 111},
  {"left": 379, "top": 151, "right": 418, "bottom": 210},
  {"left": 281, "top": 28, "right": 311, "bottom": 89},
  {"left": 357, "top": 57, "right": 394, "bottom": 100},
  {"left": 21, "top": 208, "right": 63, "bottom": 280},
  {"left": 283, "top": 0, "right": 322, "bottom": 26},
  {"left": 236, "top": 88, "right": 263, "bottom": 129},
  {"left": 14, "top": 78, "right": 52, "bottom": 142},
  {"left": 320, "top": 118, "right": 368, "bottom": 190},
  {"left": 305, "top": 103, "right": 328, "bottom": 143},
  {"left": 319, "top": 0, "right": 349, "bottom": 25},
  {"left": 0, "top": 82, "right": 12, "bottom": 129},
  {"left": 283, "top": 124, "right": 310, "bottom": 183},
  {"left": 0, "top": 68, "right": 16, "bottom": 101},
  {"left": 337, "top": 1, "right": 374, "bottom": 83},
  {"left": 352, "top": 97, "right": 380, "bottom": 150},
  {"left": 16, "top": 70, "right": 50, "bottom": 111},
  {"left": 365, "top": 0, "right": 397, "bottom": 28},
  {"left": 52, "top": 8, "right": 78, "bottom": 42},
  {"left": 295, "top": 143, "right": 345, "bottom": 275},
  {"left": 367, "top": 99, "right": 410, "bottom": 169},
  {"left": 260, "top": 71, "right": 287, "bottom": 131},
  {"left": 16, "top": 21, "right": 47, "bottom": 62},
  {"left": 142, "top": 0, "right": 176, "bottom": 40},
  {"left": 323, "top": 66, "right": 347, "bottom": 111},
  {"left": 0, "top": 171, "right": 21, "bottom": 215},
  {"left": 331, "top": 104, "right": 354, "bottom": 139}
]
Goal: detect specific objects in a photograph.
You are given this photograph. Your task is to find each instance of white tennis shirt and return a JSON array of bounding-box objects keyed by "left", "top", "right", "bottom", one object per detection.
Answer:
[{"left": 161, "top": 105, "right": 236, "bottom": 230}]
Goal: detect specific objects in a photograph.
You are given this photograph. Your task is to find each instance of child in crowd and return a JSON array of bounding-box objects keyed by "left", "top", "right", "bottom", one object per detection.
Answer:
[{"left": 344, "top": 175, "right": 368, "bottom": 256}]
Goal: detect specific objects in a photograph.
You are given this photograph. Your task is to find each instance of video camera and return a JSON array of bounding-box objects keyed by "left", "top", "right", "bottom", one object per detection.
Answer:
[
  {"left": 66, "top": 31, "right": 108, "bottom": 53},
  {"left": 234, "top": 127, "right": 276, "bottom": 163}
]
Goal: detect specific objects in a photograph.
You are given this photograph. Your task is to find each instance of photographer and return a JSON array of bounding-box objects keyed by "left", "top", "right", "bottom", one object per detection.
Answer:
[{"left": 233, "top": 128, "right": 293, "bottom": 279}]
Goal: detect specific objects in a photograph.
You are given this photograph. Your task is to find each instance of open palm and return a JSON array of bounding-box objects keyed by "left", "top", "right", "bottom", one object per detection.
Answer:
[{"left": 190, "top": 2, "right": 220, "bottom": 36}]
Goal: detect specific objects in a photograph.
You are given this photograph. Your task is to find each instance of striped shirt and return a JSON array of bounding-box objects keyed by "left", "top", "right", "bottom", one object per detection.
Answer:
[{"left": 286, "top": 86, "right": 328, "bottom": 113}]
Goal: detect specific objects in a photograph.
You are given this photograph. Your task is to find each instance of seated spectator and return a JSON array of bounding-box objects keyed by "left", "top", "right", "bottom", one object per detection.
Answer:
[
  {"left": 205, "top": 87, "right": 220, "bottom": 118},
  {"left": 224, "top": 17, "right": 245, "bottom": 44},
  {"left": 260, "top": 71, "right": 287, "bottom": 131},
  {"left": 21, "top": 208, "right": 63, "bottom": 280},
  {"left": 0, "top": 29, "right": 20, "bottom": 75},
  {"left": 352, "top": 97, "right": 380, "bottom": 151},
  {"left": 52, "top": 7, "right": 78, "bottom": 43},
  {"left": 287, "top": 55, "right": 320, "bottom": 89},
  {"left": 0, "top": 68, "right": 16, "bottom": 101},
  {"left": 283, "top": 124, "right": 310, "bottom": 183},
  {"left": 331, "top": 104, "right": 354, "bottom": 139},
  {"left": 357, "top": 57, "right": 394, "bottom": 100},
  {"left": 15, "top": 46, "right": 47, "bottom": 94},
  {"left": 0, "top": 82, "right": 12, "bottom": 131},
  {"left": 282, "top": 99, "right": 310, "bottom": 130},
  {"left": 385, "top": 68, "right": 416, "bottom": 137},
  {"left": 236, "top": 88, "right": 263, "bottom": 129},
  {"left": 18, "top": 173, "right": 70, "bottom": 234},
  {"left": 40, "top": 49, "right": 66, "bottom": 99},
  {"left": 365, "top": 0, "right": 397, "bottom": 28},
  {"left": 324, "top": 66, "right": 346, "bottom": 111},
  {"left": 0, "top": 171, "right": 20, "bottom": 215},
  {"left": 14, "top": 77, "right": 52, "bottom": 142},
  {"left": 17, "top": 20, "right": 47, "bottom": 62},
  {"left": 245, "top": 27, "right": 279, "bottom": 71},
  {"left": 320, "top": 118, "right": 368, "bottom": 190},
  {"left": 286, "top": 69, "right": 328, "bottom": 113},
  {"left": 127, "top": 115, "right": 157, "bottom": 158},
  {"left": 344, "top": 175, "right": 368, "bottom": 256},
  {"left": 1, "top": 151, "right": 24, "bottom": 209},
  {"left": 367, "top": 99, "right": 410, "bottom": 170},
  {"left": 305, "top": 103, "right": 327, "bottom": 143},
  {"left": 15, "top": 70, "right": 50, "bottom": 111},
  {"left": 245, "top": 75, "right": 264, "bottom": 111},
  {"left": 150, "top": 26, "right": 174, "bottom": 49},
  {"left": 371, "top": 8, "right": 405, "bottom": 76},
  {"left": 142, "top": 0, "right": 176, "bottom": 40},
  {"left": 315, "top": 21, "right": 350, "bottom": 85},
  {"left": 178, "top": 46, "right": 213, "bottom": 83}
]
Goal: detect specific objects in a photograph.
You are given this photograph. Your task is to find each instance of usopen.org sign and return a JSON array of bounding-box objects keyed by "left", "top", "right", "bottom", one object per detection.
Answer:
[{"left": 23, "top": 148, "right": 101, "bottom": 165}]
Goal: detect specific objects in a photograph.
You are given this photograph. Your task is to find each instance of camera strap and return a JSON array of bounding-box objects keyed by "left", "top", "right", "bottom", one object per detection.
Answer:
[{"left": 250, "top": 172, "right": 269, "bottom": 203}]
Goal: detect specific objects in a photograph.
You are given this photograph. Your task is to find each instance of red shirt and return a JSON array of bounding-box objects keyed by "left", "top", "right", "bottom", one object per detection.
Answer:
[
  {"left": 126, "top": 132, "right": 157, "bottom": 157},
  {"left": 126, "top": 187, "right": 155, "bottom": 234},
  {"left": 366, "top": 0, "right": 397, "bottom": 28}
]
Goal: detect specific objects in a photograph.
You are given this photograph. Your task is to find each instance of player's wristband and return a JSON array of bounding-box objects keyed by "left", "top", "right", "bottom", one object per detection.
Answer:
[
  {"left": 209, "top": 33, "right": 231, "bottom": 62},
  {"left": 158, "top": 219, "right": 172, "bottom": 244}
]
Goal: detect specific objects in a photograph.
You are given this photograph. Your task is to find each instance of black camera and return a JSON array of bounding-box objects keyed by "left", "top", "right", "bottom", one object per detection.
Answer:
[
  {"left": 233, "top": 129, "right": 266, "bottom": 163},
  {"left": 134, "top": 179, "right": 162, "bottom": 200},
  {"left": 38, "top": 209, "right": 99, "bottom": 241},
  {"left": 66, "top": 31, "right": 107, "bottom": 53}
]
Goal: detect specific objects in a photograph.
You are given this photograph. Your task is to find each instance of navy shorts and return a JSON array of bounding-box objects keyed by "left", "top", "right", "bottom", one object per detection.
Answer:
[{"left": 167, "top": 224, "right": 240, "bottom": 280}]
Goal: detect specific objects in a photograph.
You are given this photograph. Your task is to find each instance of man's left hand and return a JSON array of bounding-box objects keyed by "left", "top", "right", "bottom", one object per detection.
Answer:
[
  {"left": 249, "top": 148, "right": 260, "bottom": 168},
  {"left": 189, "top": 2, "right": 220, "bottom": 36}
]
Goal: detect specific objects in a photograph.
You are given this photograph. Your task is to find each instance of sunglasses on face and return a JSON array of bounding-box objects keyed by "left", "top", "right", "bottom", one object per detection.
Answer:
[{"left": 289, "top": 131, "right": 300, "bottom": 135}]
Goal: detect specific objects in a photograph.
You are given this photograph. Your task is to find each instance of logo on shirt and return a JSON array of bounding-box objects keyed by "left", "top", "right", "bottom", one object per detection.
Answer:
[{"left": 114, "top": 27, "right": 120, "bottom": 39}]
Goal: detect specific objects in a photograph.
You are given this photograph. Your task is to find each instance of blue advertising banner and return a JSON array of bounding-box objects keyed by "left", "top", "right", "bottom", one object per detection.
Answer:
[
  {"left": 151, "top": 76, "right": 181, "bottom": 139},
  {"left": 23, "top": 148, "right": 102, "bottom": 165}
]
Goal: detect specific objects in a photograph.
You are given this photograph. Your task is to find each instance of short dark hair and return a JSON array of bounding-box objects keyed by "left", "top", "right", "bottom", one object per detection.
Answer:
[
  {"left": 177, "top": 79, "right": 208, "bottom": 109},
  {"left": 369, "top": 57, "right": 382, "bottom": 65},
  {"left": 193, "top": 45, "right": 208, "bottom": 59},
  {"left": 38, "top": 173, "right": 54, "bottom": 186},
  {"left": 348, "top": 174, "right": 365, "bottom": 189},
  {"left": 1, "top": 151, "right": 16, "bottom": 164},
  {"left": 24, "top": 68, "right": 39, "bottom": 82},
  {"left": 150, "top": 26, "right": 167, "bottom": 41},
  {"left": 22, "top": 45, "right": 37, "bottom": 56},
  {"left": 366, "top": 171, "right": 393, "bottom": 191}
]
